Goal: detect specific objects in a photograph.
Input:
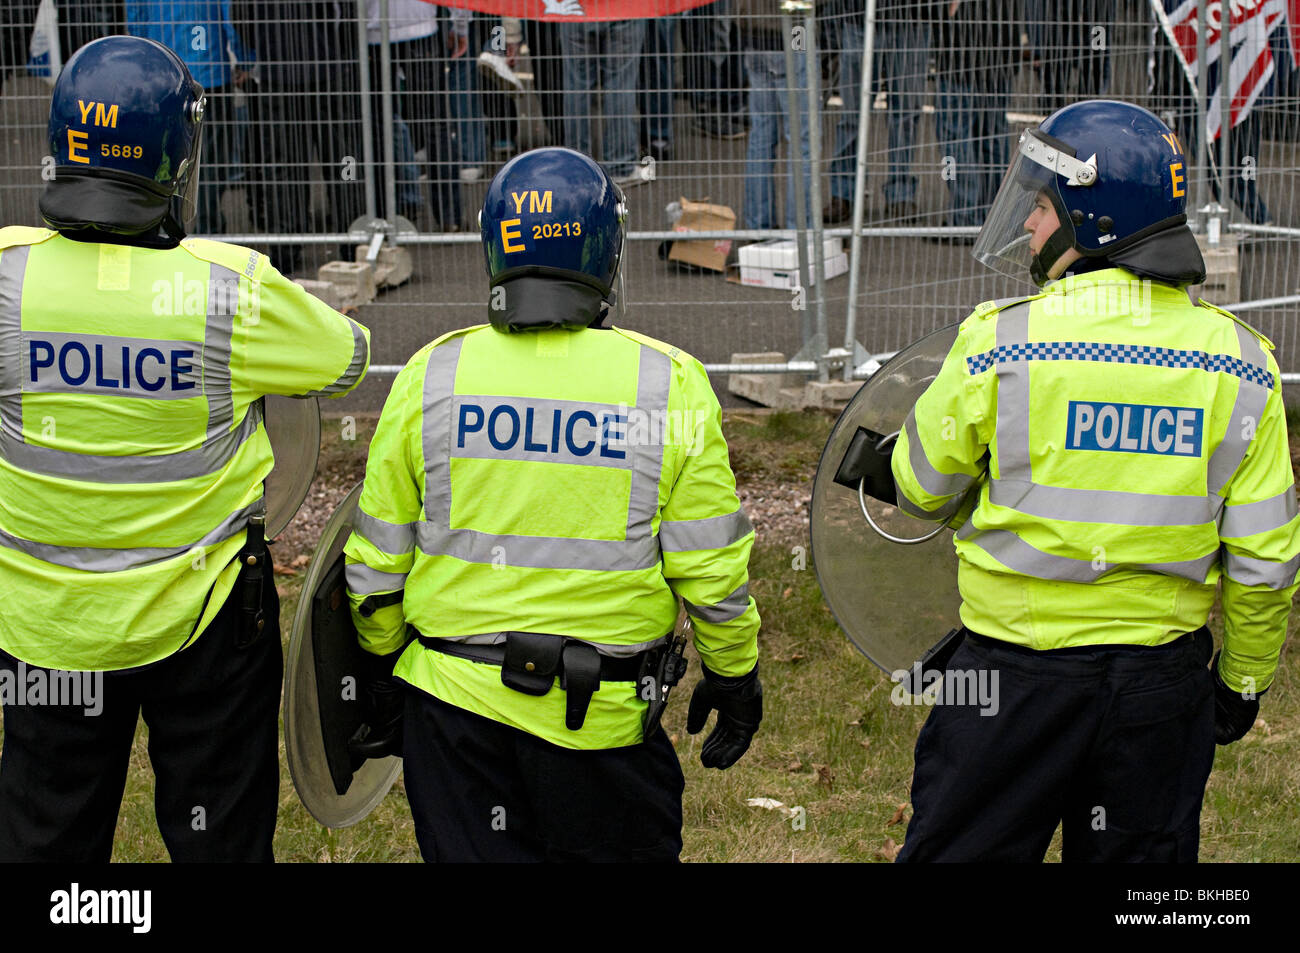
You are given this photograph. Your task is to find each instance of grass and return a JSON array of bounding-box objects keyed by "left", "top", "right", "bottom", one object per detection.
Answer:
[{"left": 3, "top": 408, "right": 1299, "bottom": 862}]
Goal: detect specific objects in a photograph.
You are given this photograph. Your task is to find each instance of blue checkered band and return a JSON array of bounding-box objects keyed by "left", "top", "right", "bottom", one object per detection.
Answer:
[{"left": 966, "top": 341, "right": 1275, "bottom": 389}]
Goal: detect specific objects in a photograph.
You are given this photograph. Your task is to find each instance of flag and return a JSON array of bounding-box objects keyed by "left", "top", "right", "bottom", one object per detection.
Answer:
[
  {"left": 1151, "top": 0, "right": 1286, "bottom": 138},
  {"left": 428, "top": 0, "right": 715, "bottom": 21}
]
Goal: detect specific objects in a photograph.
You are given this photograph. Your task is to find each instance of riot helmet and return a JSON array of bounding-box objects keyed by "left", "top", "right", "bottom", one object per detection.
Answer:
[
  {"left": 40, "top": 35, "right": 206, "bottom": 240},
  {"left": 974, "top": 100, "right": 1206, "bottom": 287},
  {"left": 479, "top": 148, "right": 628, "bottom": 331}
]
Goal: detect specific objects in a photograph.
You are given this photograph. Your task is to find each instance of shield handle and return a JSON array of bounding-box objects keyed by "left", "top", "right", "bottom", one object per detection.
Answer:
[{"left": 856, "top": 430, "right": 948, "bottom": 546}]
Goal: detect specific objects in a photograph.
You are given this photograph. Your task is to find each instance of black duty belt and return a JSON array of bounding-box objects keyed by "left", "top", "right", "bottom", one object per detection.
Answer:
[{"left": 414, "top": 629, "right": 658, "bottom": 731}]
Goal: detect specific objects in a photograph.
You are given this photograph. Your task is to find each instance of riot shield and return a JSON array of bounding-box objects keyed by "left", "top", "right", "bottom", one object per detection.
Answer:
[
  {"left": 810, "top": 324, "right": 965, "bottom": 676},
  {"left": 285, "top": 483, "right": 402, "bottom": 828},
  {"left": 263, "top": 395, "right": 321, "bottom": 539}
]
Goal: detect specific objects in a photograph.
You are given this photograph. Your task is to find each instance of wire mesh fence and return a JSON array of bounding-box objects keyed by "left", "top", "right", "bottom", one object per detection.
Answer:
[{"left": 2, "top": 0, "right": 1299, "bottom": 398}]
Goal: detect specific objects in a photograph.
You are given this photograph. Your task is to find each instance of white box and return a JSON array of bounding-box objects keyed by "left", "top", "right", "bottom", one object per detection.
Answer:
[
  {"left": 737, "top": 237, "right": 843, "bottom": 271},
  {"left": 741, "top": 252, "right": 849, "bottom": 290}
]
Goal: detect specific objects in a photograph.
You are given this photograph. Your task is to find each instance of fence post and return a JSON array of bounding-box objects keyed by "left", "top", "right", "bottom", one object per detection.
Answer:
[
  {"left": 356, "top": 0, "right": 378, "bottom": 221},
  {"left": 379, "top": 0, "right": 397, "bottom": 225},
  {"left": 842, "top": 0, "right": 876, "bottom": 380},
  {"left": 803, "top": 5, "right": 829, "bottom": 383}
]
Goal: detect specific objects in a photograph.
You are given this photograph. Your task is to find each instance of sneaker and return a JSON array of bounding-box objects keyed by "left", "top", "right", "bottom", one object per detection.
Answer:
[
  {"left": 647, "top": 138, "right": 671, "bottom": 162},
  {"left": 459, "top": 166, "right": 484, "bottom": 183},
  {"left": 693, "top": 114, "right": 748, "bottom": 140},
  {"left": 477, "top": 51, "right": 524, "bottom": 91},
  {"left": 826, "top": 93, "right": 844, "bottom": 109},
  {"left": 614, "top": 161, "right": 656, "bottom": 190}
]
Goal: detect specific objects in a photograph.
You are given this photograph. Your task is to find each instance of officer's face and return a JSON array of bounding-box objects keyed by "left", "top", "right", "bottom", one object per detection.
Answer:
[{"left": 1023, "top": 193, "right": 1081, "bottom": 280}]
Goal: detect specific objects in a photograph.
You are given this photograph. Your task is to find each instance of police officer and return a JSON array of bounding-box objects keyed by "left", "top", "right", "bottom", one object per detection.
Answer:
[
  {"left": 343, "top": 147, "right": 762, "bottom": 862},
  {"left": 888, "top": 100, "right": 1299, "bottom": 862},
  {"left": 0, "top": 36, "right": 370, "bottom": 862}
]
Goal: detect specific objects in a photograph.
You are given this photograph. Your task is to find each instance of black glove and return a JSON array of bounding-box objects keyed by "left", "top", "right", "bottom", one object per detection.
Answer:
[
  {"left": 686, "top": 664, "right": 763, "bottom": 769},
  {"left": 1212, "top": 652, "right": 1263, "bottom": 746},
  {"left": 347, "top": 647, "right": 406, "bottom": 762}
]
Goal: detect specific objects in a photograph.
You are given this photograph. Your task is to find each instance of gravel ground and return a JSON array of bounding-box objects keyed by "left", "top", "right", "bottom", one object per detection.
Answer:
[{"left": 270, "top": 410, "right": 816, "bottom": 572}]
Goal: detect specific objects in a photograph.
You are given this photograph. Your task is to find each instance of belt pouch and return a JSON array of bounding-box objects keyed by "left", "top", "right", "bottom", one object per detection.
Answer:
[{"left": 501, "top": 632, "right": 563, "bottom": 696}]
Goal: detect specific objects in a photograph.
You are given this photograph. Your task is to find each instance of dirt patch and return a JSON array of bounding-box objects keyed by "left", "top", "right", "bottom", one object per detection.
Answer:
[{"left": 270, "top": 410, "right": 828, "bottom": 570}]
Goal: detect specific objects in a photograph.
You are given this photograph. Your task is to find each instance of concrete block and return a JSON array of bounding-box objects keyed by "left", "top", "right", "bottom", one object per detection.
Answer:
[
  {"left": 291, "top": 278, "right": 344, "bottom": 313},
  {"left": 801, "top": 379, "right": 861, "bottom": 410},
  {"left": 728, "top": 352, "right": 806, "bottom": 409},
  {"left": 1190, "top": 234, "right": 1240, "bottom": 306},
  {"left": 317, "top": 260, "right": 377, "bottom": 310},
  {"left": 355, "top": 243, "right": 413, "bottom": 289}
]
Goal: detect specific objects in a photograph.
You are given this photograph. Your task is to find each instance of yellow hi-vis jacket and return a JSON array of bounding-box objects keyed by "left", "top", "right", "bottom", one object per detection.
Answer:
[
  {"left": 892, "top": 268, "right": 1300, "bottom": 694},
  {"left": 0, "top": 226, "right": 370, "bottom": 671},
  {"left": 344, "top": 323, "right": 760, "bottom": 749}
]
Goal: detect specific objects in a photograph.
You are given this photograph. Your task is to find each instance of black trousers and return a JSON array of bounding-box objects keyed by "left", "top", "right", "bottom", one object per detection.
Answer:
[
  {"left": 0, "top": 559, "right": 282, "bottom": 863},
  {"left": 402, "top": 690, "right": 684, "bottom": 862},
  {"left": 897, "top": 627, "right": 1216, "bottom": 863},
  {"left": 242, "top": 71, "right": 365, "bottom": 275}
]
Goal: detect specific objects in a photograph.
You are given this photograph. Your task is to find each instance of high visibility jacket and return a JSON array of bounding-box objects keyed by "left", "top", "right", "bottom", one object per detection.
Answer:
[
  {"left": 344, "top": 323, "right": 760, "bottom": 749},
  {"left": 0, "top": 226, "right": 370, "bottom": 671},
  {"left": 892, "top": 268, "right": 1300, "bottom": 693}
]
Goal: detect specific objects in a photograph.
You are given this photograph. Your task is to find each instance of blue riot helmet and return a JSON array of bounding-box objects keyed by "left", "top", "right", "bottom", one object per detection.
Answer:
[
  {"left": 40, "top": 35, "right": 206, "bottom": 239},
  {"left": 480, "top": 148, "right": 628, "bottom": 331},
  {"left": 973, "top": 100, "right": 1206, "bottom": 287}
]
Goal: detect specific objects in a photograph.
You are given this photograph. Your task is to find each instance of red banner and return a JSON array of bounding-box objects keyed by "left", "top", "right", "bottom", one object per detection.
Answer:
[
  {"left": 1290, "top": 0, "right": 1300, "bottom": 67},
  {"left": 425, "top": 0, "right": 717, "bottom": 21}
]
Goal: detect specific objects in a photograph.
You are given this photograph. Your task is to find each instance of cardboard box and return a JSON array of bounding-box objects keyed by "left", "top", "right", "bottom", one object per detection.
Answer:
[
  {"left": 667, "top": 197, "right": 736, "bottom": 272},
  {"left": 741, "top": 251, "right": 849, "bottom": 290}
]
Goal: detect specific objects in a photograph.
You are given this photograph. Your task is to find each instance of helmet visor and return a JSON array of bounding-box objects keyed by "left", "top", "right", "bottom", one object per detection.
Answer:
[
  {"left": 177, "top": 90, "right": 206, "bottom": 227},
  {"left": 973, "top": 129, "right": 1096, "bottom": 281}
]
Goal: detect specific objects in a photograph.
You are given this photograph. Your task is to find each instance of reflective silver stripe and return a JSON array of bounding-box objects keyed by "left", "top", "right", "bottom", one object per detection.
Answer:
[
  {"left": 988, "top": 479, "right": 1213, "bottom": 527},
  {"left": 303, "top": 317, "right": 368, "bottom": 397},
  {"left": 1207, "top": 324, "right": 1272, "bottom": 497},
  {"left": 683, "top": 584, "right": 751, "bottom": 624},
  {"left": 203, "top": 263, "right": 237, "bottom": 441},
  {"left": 451, "top": 394, "right": 636, "bottom": 470},
  {"left": 20, "top": 330, "right": 201, "bottom": 399},
  {"left": 0, "top": 244, "right": 30, "bottom": 441},
  {"left": 0, "top": 402, "right": 262, "bottom": 484},
  {"left": 351, "top": 510, "right": 416, "bottom": 556},
  {"left": 418, "top": 338, "right": 672, "bottom": 572},
  {"left": 993, "top": 302, "right": 1033, "bottom": 480},
  {"left": 897, "top": 489, "right": 962, "bottom": 522},
  {"left": 422, "top": 337, "right": 462, "bottom": 524},
  {"left": 345, "top": 562, "right": 407, "bottom": 595},
  {"left": 904, "top": 410, "right": 977, "bottom": 499},
  {"left": 956, "top": 522, "right": 1219, "bottom": 583},
  {"left": 1222, "top": 550, "right": 1300, "bottom": 589},
  {"left": 433, "top": 631, "right": 671, "bottom": 658},
  {"left": 416, "top": 522, "right": 661, "bottom": 571},
  {"left": 0, "top": 501, "right": 258, "bottom": 572},
  {"left": 1220, "top": 488, "right": 1299, "bottom": 538},
  {"left": 626, "top": 347, "right": 671, "bottom": 542},
  {"left": 659, "top": 508, "right": 753, "bottom": 552}
]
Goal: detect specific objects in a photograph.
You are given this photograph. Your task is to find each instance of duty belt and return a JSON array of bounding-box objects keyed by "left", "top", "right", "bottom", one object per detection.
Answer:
[{"left": 413, "top": 629, "right": 670, "bottom": 732}]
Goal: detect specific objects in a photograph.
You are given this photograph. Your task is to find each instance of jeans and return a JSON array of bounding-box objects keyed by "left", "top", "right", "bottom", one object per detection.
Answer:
[
  {"left": 829, "top": 18, "right": 928, "bottom": 206},
  {"left": 743, "top": 50, "right": 811, "bottom": 231},
  {"left": 560, "top": 19, "right": 646, "bottom": 177},
  {"left": 640, "top": 14, "right": 679, "bottom": 146},
  {"left": 682, "top": 0, "right": 745, "bottom": 114},
  {"left": 934, "top": 73, "right": 1012, "bottom": 227},
  {"left": 193, "top": 89, "right": 241, "bottom": 235},
  {"left": 1026, "top": 0, "right": 1114, "bottom": 115},
  {"left": 446, "top": 12, "right": 485, "bottom": 166}
]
